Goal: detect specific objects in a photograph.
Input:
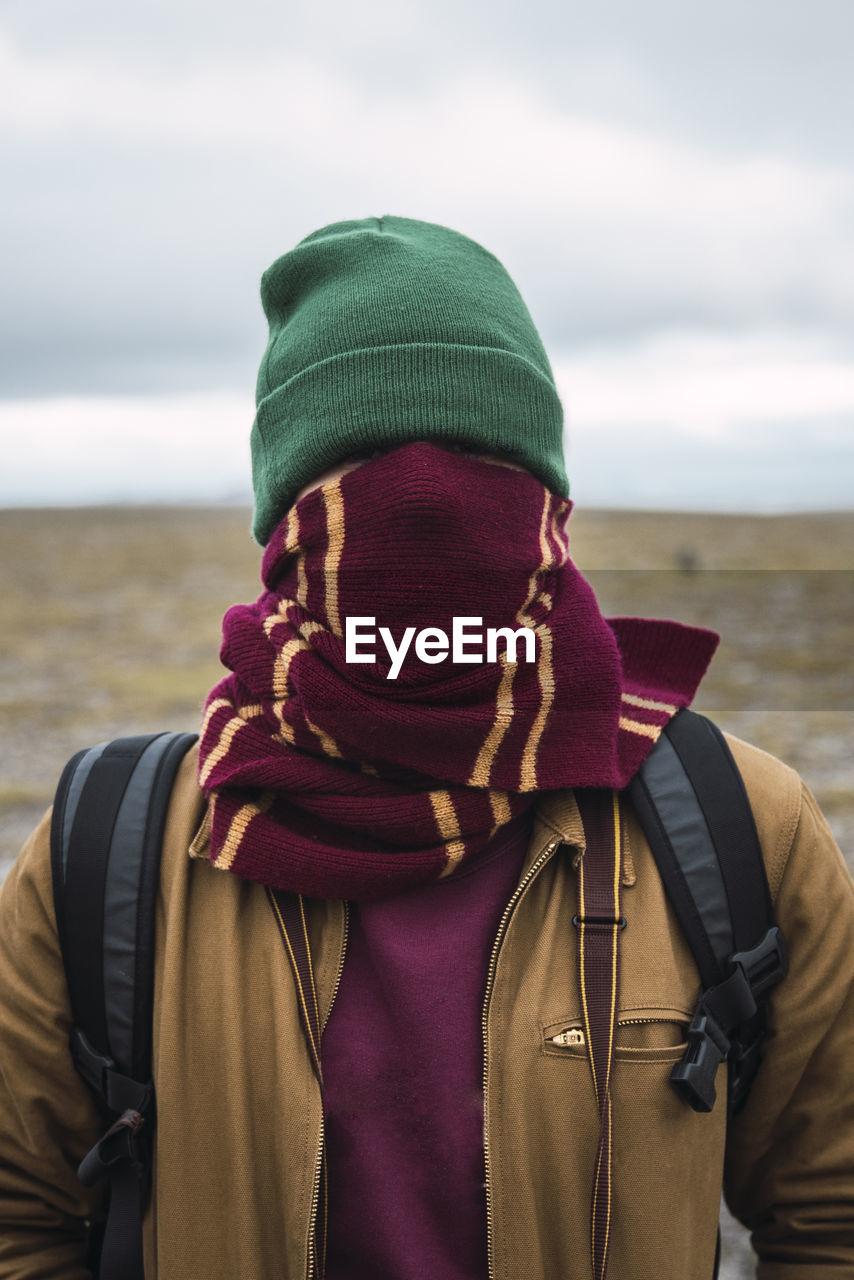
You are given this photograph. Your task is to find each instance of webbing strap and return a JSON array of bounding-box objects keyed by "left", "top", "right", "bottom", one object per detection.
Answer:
[
  {"left": 627, "top": 732, "right": 724, "bottom": 989},
  {"left": 99, "top": 1162, "right": 146, "bottom": 1280},
  {"left": 664, "top": 712, "right": 772, "bottom": 953},
  {"left": 50, "top": 730, "right": 198, "bottom": 1280},
  {"left": 60, "top": 738, "right": 158, "bottom": 1057},
  {"left": 52, "top": 732, "right": 198, "bottom": 1076},
  {"left": 574, "top": 790, "right": 625, "bottom": 1280},
  {"left": 267, "top": 889, "right": 327, "bottom": 1277}
]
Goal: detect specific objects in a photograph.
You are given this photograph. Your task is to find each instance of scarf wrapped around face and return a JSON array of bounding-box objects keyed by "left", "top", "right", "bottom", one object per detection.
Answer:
[{"left": 192, "top": 443, "right": 718, "bottom": 899}]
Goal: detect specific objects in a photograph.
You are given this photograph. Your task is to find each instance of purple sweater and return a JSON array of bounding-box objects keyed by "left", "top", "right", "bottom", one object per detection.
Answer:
[{"left": 322, "top": 810, "right": 533, "bottom": 1279}]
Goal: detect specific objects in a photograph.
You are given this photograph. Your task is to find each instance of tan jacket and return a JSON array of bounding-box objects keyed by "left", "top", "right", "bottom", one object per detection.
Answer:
[{"left": 1, "top": 736, "right": 853, "bottom": 1278}]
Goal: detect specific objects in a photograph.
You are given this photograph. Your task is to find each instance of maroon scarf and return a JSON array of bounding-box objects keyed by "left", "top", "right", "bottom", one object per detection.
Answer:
[{"left": 192, "top": 444, "right": 718, "bottom": 898}]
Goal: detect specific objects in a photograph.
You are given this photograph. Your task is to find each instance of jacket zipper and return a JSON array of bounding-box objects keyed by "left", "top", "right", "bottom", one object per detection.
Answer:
[
  {"left": 306, "top": 900, "right": 350, "bottom": 1280},
  {"left": 306, "top": 1122, "right": 325, "bottom": 1280},
  {"left": 482, "top": 837, "right": 562, "bottom": 1280}
]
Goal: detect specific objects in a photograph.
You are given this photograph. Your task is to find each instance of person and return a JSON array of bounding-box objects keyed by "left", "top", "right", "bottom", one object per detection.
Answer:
[{"left": 0, "top": 216, "right": 852, "bottom": 1279}]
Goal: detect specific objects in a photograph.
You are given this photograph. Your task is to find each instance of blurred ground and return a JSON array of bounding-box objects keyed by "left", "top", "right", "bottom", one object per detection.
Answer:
[{"left": 1, "top": 504, "right": 852, "bottom": 1277}]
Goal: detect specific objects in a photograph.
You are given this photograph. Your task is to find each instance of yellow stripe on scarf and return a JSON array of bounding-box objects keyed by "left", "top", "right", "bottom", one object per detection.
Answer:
[
  {"left": 200, "top": 714, "right": 247, "bottom": 786},
  {"left": 283, "top": 507, "right": 309, "bottom": 609},
  {"left": 213, "top": 791, "right": 275, "bottom": 871},
  {"left": 273, "top": 637, "right": 307, "bottom": 700},
  {"left": 468, "top": 654, "right": 517, "bottom": 787},
  {"left": 618, "top": 716, "right": 662, "bottom": 741},
  {"left": 306, "top": 716, "right": 343, "bottom": 758},
  {"left": 429, "top": 789, "right": 466, "bottom": 877},
  {"left": 322, "top": 479, "right": 345, "bottom": 636},
  {"left": 621, "top": 692, "right": 678, "bottom": 714},
  {"left": 518, "top": 490, "right": 558, "bottom": 790},
  {"left": 488, "top": 789, "right": 512, "bottom": 827}
]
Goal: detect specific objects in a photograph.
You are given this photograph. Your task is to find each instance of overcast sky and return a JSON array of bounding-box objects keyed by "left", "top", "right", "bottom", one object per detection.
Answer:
[{"left": 1, "top": 0, "right": 853, "bottom": 513}]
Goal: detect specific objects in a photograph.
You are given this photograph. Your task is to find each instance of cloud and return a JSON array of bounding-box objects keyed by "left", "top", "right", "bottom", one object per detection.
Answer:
[
  {"left": 3, "top": 33, "right": 850, "bottom": 230},
  {"left": 3, "top": 0, "right": 854, "bottom": 171},
  {"left": 0, "top": 392, "right": 253, "bottom": 505},
  {"left": 555, "top": 332, "right": 854, "bottom": 511},
  {"left": 555, "top": 331, "right": 854, "bottom": 439},
  {"left": 1, "top": 29, "right": 853, "bottom": 398},
  {"left": 567, "top": 422, "right": 854, "bottom": 513}
]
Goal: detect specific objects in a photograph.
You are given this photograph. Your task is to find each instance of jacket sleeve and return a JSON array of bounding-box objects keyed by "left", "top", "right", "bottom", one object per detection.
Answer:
[
  {"left": 0, "top": 811, "right": 105, "bottom": 1278},
  {"left": 724, "top": 779, "right": 854, "bottom": 1275}
]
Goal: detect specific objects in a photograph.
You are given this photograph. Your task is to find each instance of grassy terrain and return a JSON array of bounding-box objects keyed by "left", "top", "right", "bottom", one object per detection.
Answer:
[{"left": 1, "top": 505, "right": 852, "bottom": 875}]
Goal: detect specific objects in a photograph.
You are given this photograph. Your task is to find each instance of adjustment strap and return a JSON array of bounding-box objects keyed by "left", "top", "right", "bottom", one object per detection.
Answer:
[
  {"left": 574, "top": 790, "right": 625, "bottom": 1280},
  {"left": 267, "top": 890, "right": 327, "bottom": 1276},
  {"left": 664, "top": 712, "right": 773, "bottom": 950}
]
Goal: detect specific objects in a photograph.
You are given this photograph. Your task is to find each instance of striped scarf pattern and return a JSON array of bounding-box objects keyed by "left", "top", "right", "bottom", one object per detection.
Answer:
[{"left": 193, "top": 444, "right": 717, "bottom": 898}]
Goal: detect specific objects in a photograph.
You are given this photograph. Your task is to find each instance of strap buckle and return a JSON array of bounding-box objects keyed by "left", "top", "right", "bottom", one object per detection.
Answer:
[
  {"left": 670, "top": 1008, "right": 731, "bottom": 1113},
  {"left": 730, "top": 926, "right": 788, "bottom": 1000},
  {"left": 671, "top": 927, "right": 788, "bottom": 1114}
]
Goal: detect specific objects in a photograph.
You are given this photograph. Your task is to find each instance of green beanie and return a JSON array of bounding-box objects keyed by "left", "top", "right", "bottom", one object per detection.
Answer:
[{"left": 250, "top": 215, "right": 567, "bottom": 544}]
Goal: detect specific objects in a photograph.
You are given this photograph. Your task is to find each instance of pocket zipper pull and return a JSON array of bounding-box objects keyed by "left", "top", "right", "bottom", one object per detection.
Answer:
[{"left": 549, "top": 1028, "right": 585, "bottom": 1047}]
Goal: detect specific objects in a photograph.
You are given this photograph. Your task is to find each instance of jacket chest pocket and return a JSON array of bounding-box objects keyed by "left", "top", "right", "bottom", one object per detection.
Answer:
[{"left": 542, "top": 1007, "right": 691, "bottom": 1063}]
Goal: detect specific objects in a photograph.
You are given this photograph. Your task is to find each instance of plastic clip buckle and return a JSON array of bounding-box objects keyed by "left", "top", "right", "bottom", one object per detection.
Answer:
[
  {"left": 670, "top": 1008, "right": 731, "bottom": 1114},
  {"left": 730, "top": 926, "right": 788, "bottom": 1001}
]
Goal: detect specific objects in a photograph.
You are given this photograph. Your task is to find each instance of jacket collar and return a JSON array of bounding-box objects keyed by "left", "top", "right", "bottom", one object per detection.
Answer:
[
  {"left": 529, "top": 789, "right": 636, "bottom": 886},
  {"left": 528, "top": 790, "right": 586, "bottom": 873}
]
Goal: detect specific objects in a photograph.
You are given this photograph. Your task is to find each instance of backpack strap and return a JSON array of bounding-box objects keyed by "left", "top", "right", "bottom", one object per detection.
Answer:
[
  {"left": 627, "top": 709, "right": 787, "bottom": 1113},
  {"left": 50, "top": 731, "right": 198, "bottom": 1279}
]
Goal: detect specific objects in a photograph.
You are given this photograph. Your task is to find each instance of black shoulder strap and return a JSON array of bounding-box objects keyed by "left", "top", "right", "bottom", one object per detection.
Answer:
[
  {"left": 50, "top": 731, "right": 198, "bottom": 1280},
  {"left": 627, "top": 709, "right": 787, "bottom": 1114}
]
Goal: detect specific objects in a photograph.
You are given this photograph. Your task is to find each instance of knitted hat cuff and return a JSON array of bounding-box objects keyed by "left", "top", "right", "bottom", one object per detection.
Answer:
[{"left": 251, "top": 342, "right": 567, "bottom": 543}]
